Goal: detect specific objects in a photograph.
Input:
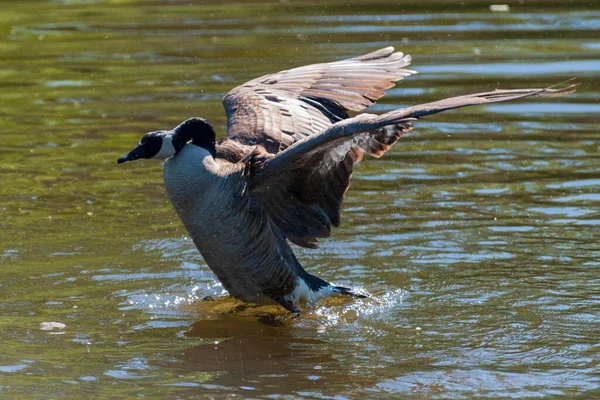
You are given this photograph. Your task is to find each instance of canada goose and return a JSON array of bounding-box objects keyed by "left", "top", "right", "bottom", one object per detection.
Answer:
[{"left": 118, "top": 47, "right": 575, "bottom": 314}]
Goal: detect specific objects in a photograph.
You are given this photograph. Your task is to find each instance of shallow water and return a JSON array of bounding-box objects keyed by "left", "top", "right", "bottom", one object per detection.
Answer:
[{"left": 1, "top": 0, "right": 599, "bottom": 398}]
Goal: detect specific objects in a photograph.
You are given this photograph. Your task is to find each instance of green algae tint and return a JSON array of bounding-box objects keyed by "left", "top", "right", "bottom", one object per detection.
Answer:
[{"left": 0, "top": 0, "right": 599, "bottom": 398}]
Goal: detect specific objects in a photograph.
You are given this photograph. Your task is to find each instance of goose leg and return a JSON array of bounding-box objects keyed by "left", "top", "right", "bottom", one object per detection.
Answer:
[{"left": 273, "top": 297, "right": 302, "bottom": 315}]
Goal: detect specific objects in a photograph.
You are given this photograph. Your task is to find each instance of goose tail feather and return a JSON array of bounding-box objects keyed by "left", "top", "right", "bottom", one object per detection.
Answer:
[{"left": 332, "top": 285, "right": 370, "bottom": 298}]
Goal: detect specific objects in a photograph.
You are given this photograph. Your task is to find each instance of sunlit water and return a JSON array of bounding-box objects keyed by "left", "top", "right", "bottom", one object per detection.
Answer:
[{"left": 1, "top": 0, "right": 599, "bottom": 398}]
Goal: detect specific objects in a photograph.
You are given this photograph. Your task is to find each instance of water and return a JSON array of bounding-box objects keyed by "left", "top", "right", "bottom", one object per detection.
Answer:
[{"left": 1, "top": 0, "right": 599, "bottom": 398}]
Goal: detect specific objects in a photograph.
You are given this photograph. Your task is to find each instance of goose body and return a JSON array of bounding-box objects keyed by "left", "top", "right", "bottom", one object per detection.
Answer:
[
  {"left": 163, "top": 143, "right": 339, "bottom": 312},
  {"left": 118, "top": 47, "right": 575, "bottom": 314}
]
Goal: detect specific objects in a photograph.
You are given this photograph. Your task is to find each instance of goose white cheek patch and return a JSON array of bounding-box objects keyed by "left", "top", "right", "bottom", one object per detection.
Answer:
[{"left": 153, "top": 135, "right": 176, "bottom": 159}]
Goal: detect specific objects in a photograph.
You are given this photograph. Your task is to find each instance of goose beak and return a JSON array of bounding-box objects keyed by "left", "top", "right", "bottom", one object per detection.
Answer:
[{"left": 118, "top": 144, "right": 145, "bottom": 164}]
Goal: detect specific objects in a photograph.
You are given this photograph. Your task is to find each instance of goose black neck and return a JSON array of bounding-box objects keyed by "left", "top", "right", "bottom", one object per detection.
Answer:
[{"left": 172, "top": 117, "right": 216, "bottom": 157}]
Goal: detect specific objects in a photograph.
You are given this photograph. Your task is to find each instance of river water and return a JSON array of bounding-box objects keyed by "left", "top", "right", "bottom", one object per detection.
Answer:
[{"left": 1, "top": 0, "right": 599, "bottom": 398}]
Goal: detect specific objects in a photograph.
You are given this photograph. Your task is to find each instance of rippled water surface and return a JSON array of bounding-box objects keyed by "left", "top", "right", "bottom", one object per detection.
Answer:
[{"left": 1, "top": 0, "right": 599, "bottom": 398}]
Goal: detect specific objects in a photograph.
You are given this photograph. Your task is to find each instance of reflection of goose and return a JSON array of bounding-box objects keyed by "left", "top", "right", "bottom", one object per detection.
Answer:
[
  {"left": 181, "top": 316, "right": 344, "bottom": 393},
  {"left": 118, "top": 47, "right": 575, "bottom": 314}
]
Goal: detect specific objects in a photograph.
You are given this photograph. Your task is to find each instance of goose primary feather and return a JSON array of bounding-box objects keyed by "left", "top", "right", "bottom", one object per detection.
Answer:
[{"left": 118, "top": 47, "right": 576, "bottom": 314}]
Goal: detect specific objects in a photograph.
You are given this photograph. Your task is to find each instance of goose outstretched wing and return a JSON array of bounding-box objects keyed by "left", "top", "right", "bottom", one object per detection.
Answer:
[
  {"left": 246, "top": 83, "right": 577, "bottom": 248},
  {"left": 222, "top": 47, "right": 415, "bottom": 154}
]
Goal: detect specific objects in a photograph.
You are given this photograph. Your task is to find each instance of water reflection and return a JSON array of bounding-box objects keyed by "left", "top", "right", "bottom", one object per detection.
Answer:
[
  {"left": 171, "top": 287, "right": 406, "bottom": 395},
  {"left": 181, "top": 316, "right": 339, "bottom": 393}
]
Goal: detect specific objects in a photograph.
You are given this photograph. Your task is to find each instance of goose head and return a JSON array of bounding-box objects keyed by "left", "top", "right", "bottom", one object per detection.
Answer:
[{"left": 118, "top": 118, "right": 216, "bottom": 164}]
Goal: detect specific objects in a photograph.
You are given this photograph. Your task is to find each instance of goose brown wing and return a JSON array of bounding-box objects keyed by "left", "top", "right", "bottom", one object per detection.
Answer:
[
  {"left": 222, "top": 47, "right": 415, "bottom": 153},
  {"left": 246, "top": 83, "right": 577, "bottom": 248},
  {"left": 247, "top": 122, "right": 413, "bottom": 248}
]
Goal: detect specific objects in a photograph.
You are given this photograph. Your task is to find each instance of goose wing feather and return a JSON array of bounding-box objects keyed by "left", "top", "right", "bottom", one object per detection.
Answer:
[
  {"left": 246, "top": 82, "right": 577, "bottom": 248},
  {"left": 222, "top": 47, "right": 415, "bottom": 153}
]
